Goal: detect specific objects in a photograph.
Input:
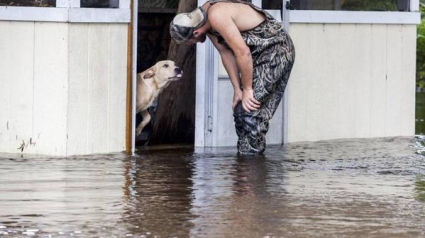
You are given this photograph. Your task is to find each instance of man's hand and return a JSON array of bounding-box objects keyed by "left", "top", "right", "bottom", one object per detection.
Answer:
[
  {"left": 242, "top": 88, "right": 261, "bottom": 112},
  {"left": 232, "top": 89, "right": 243, "bottom": 111}
]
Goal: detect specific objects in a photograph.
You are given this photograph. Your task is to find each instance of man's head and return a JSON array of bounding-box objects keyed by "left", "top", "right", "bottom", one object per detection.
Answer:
[{"left": 170, "top": 7, "right": 208, "bottom": 44}]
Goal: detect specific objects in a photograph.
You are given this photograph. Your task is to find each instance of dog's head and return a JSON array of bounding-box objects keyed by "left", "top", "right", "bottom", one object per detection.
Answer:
[{"left": 143, "top": 60, "right": 183, "bottom": 84}]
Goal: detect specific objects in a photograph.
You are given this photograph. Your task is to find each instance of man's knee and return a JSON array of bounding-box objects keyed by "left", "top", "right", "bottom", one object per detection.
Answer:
[{"left": 233, "top": 102, "right": 262, "bottom": 137}]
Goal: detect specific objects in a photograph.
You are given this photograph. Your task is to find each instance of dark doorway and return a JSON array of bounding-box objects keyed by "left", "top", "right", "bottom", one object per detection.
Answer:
[
  {"left": 135, "top": 0, "right": 203, "bottom": 148},
  {"left": 136, "top": 2, "right": 177, "bottom": 145}
]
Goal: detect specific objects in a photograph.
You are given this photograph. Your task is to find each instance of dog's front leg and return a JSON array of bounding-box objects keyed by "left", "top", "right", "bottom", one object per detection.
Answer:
[{"left": 136, "top": 110, "right": 151, "bottom": 136}]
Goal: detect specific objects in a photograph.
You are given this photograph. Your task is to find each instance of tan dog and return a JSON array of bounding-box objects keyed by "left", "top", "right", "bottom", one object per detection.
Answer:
[{"left": 136, "top": 60, "right": 183, "bottom": 136}]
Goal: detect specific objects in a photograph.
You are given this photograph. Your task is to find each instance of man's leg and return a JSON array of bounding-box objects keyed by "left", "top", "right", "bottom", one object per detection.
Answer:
[
  {"left": 234, "top": 102, "right": 266, "bottom": 155},
  {"left": 233, "top": 50, "right": 294, "bottom": 155},
  {"left": 233, "top": 89, "right": 285, "bottom": 155}
]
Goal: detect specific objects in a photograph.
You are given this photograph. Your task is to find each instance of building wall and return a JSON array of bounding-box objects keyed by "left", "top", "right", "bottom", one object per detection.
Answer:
[
  {"left": 67, "top": 23, "right": 127, "bottom": 155},
  {"left": 286, "top": 23, "right": 416, "bottom": 142},
  {"left": 0, "top": 21, "right": 127, "bottom": 156}
]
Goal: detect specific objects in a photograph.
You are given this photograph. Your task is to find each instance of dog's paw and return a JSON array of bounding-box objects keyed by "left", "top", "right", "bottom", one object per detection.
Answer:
[{"left": 135, "top": 129, "right": 142, "bottom": 137}]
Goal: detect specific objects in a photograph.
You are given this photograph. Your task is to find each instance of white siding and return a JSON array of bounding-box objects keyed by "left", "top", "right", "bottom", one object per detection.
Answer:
[
  {"left": 370, "top": 25, "right": 387, "bottom": 137},
  {"left": 286, "top": 24, "right": 307, "bottom": 143},
  {"left": 401, "top": 25, "right": 417, "bottom": 136},
  {"left": 87, "top": 24, "right": 110, "bottom": 153},
  {"left": 0, "top": 22, "right": 9, "bottom": 152},
  {"left": 107, "top": 24, "right": 128, "bottom": 153},
  {"left": 1, "top": 22, "right": 35, "bottom": 153},
  {"left": 33, "top": 22, "right": 69, "bottom": 155},
  {"left": 304, "top": 24, "right": 326, "bottom": 141},
  {"left": 67, "top": 23, "right": 128, "bottom": 155},
  {"left": 0, "top": 21, "right": 128, "bottom": 156},
  {"left": 354, "top": 24, "right": 372, "bottom": 138},
  {"left": 321, "top": 24, "right": 340, "bottom": 140},
  {"left": 287, "top": 23, "right": 417, "bottom": 143},
  {"left": 266, "top": 103, "right": 283, "bottom": 144},
  {"left": 67, "top": 23, "right": 90, "bottom": 155}
]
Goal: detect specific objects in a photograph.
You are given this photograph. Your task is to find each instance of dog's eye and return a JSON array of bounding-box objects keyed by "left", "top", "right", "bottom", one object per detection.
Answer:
[{"left": 163, "top": 64, "right": 169, "bottom": 68}]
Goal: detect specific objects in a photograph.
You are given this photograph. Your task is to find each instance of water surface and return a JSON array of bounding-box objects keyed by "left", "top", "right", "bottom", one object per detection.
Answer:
[
  {"left": 417, "top": 91, "right": 425, "bottom": 135},
  {"left": 0, "top": 137, "right": 425, "bottom": 237}
]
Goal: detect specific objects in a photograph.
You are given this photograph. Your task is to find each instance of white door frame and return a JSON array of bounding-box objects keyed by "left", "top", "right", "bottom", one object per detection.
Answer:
[
  {"left": 130, "top": 0, "right": 138, "bottom": 154},
  {"left": 282, "top": 0, "right": 290, "bottom": 144},
  {"left": 195, "top": 0, "right": 218, "bottom": 147}
]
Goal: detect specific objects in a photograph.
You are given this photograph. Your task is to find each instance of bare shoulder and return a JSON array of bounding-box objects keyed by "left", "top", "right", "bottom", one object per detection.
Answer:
[
  {"left": 208, "top": 3, "right": 231, "bottom": 16},
  {"left": 207, "top": 2, "right": 265, "bottom": 32}
]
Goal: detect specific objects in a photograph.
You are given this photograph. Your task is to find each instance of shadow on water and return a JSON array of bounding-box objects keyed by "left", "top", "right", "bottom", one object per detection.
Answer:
[
  {"left": 0, "top": 137, "right": 425, "bottom": 237},
  {"left": 417, "top": 91, "right": 425, "bottom": 135}
]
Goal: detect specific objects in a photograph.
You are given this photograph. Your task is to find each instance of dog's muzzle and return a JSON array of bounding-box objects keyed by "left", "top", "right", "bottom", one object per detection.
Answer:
[{"left": 169, "top": 67, "right": 183, "bottom": 80}]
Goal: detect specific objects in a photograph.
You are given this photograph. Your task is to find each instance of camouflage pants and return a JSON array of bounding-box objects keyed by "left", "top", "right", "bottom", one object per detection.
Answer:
[{"left": 233, "top": 41, "right": 295, "bottom": 155}]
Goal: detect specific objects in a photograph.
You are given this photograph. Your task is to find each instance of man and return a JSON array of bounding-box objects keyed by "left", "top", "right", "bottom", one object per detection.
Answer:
[{"left": 170, "top": 0, "right": 295, "bottom": 155}]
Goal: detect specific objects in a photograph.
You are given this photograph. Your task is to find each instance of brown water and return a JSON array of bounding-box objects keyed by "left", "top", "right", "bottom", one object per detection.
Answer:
[
  {"left": 417, "top": 91, "right": 425, "bottom": 135},
  {"left": 1, "top": 137, "right": 425, "bottom": 238}
]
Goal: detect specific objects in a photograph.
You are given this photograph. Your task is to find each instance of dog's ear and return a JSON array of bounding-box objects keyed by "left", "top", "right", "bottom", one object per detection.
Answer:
[{"left": 143, "top": 67, "right": 156, "bottom": 79}]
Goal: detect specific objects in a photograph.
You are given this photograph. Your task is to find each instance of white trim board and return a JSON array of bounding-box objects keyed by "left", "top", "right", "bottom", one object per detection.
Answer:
[
  {"left": 0, "top": 6, "right": 130, "bottom": 23},
  {"left": 1, "top": 7, "right": 420, "bottom": 25},
  {"left": 289, "top": 11, "right": 421, "bottom": 25},
  {"left": 131, "top": 0, "right": 138, "bottom": 154},
  {"left": 410, "top": 0, "right": 419, "bottom": 12},
  {"left": 56, "top": 0, "right": 80, "bottom": 8},
  {"left": 69, "top": 8, "right": 130, "bottom": 23},
  {"left": 0, "top": 7, "right": 68, "bottom": 22}
]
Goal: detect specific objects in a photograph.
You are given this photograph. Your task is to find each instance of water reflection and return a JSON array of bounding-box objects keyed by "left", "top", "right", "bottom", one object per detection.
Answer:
[
  {"left": 188, "top": 152, "right": 289, "bottom": 237},
  {"left": 0, "top": 137, "right": 425, "bottom": 237},
  {"left": 122, "top": 148, "right": 196, "bottom": 237},
  {"left": 0, "top": 154, "right": 129, "bottom": 237},
  {"left": 415, "top": 175, "right": 425, "bottom": 202},
  {"left": 417, "top": 92, "right": 425, "bottom": 135}
]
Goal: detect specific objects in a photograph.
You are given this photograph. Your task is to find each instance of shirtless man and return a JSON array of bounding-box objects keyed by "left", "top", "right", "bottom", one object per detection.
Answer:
[{"left": 170, "top": 0, "right": 295, "bottom": 155}]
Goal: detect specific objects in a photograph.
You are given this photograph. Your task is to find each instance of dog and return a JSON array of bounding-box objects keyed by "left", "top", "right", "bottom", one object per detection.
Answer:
[{"left": 136, "top": 60, "right": 183, "bottom": 136}]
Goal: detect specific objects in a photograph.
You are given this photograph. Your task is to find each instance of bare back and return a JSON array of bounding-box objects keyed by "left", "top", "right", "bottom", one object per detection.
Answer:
[{"left": 204, "top": 1, "right": 266, "bottom": 32}]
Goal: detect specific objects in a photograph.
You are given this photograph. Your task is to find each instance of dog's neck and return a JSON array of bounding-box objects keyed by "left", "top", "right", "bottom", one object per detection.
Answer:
[
  {"left": 142, "top": 77, "right": 160, "bottom": 90},
  {"left": 156, "top": 80, "right": 171, "bottom": 90},
  {"left": 143, "top": 77, "right": 173, "bottom": 94}
]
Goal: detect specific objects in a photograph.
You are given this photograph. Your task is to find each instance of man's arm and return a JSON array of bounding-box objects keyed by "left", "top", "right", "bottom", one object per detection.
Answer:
[
  {"left": 208, "top": 12, "right": 252, "bottom": 90},
  {"left": 208, "top": 33, "right": 241, "bottom": 92},
  {"left": 208, "top": 6, "right": 261, "bottom": 112},
  {"left": 208, "top": 33, "right": 243, "bottom": 110}
]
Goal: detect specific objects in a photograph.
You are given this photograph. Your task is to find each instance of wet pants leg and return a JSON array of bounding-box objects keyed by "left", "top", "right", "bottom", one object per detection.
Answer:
[
  {"left": 233, "top": 91, "right": 285, "bottom": 155},
  {"left": 233, "top": 53, "right": 294, "bottom": 155}
]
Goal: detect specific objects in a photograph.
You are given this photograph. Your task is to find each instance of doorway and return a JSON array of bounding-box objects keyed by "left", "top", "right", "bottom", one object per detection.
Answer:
[
  {"left": 135, "top": 0, "right": 197, "bottom": 148},
  {"left": 136, "top": 6, "right": 176, "bottom": 145}
]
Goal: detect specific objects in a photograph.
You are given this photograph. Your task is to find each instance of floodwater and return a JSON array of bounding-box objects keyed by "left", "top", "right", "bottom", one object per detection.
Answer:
[
  {"left": 417, "top": 91, "right": 425, "bottom": 135},
  {"left": 0, "top": 136, "right": 425, "bottom": 238}
]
